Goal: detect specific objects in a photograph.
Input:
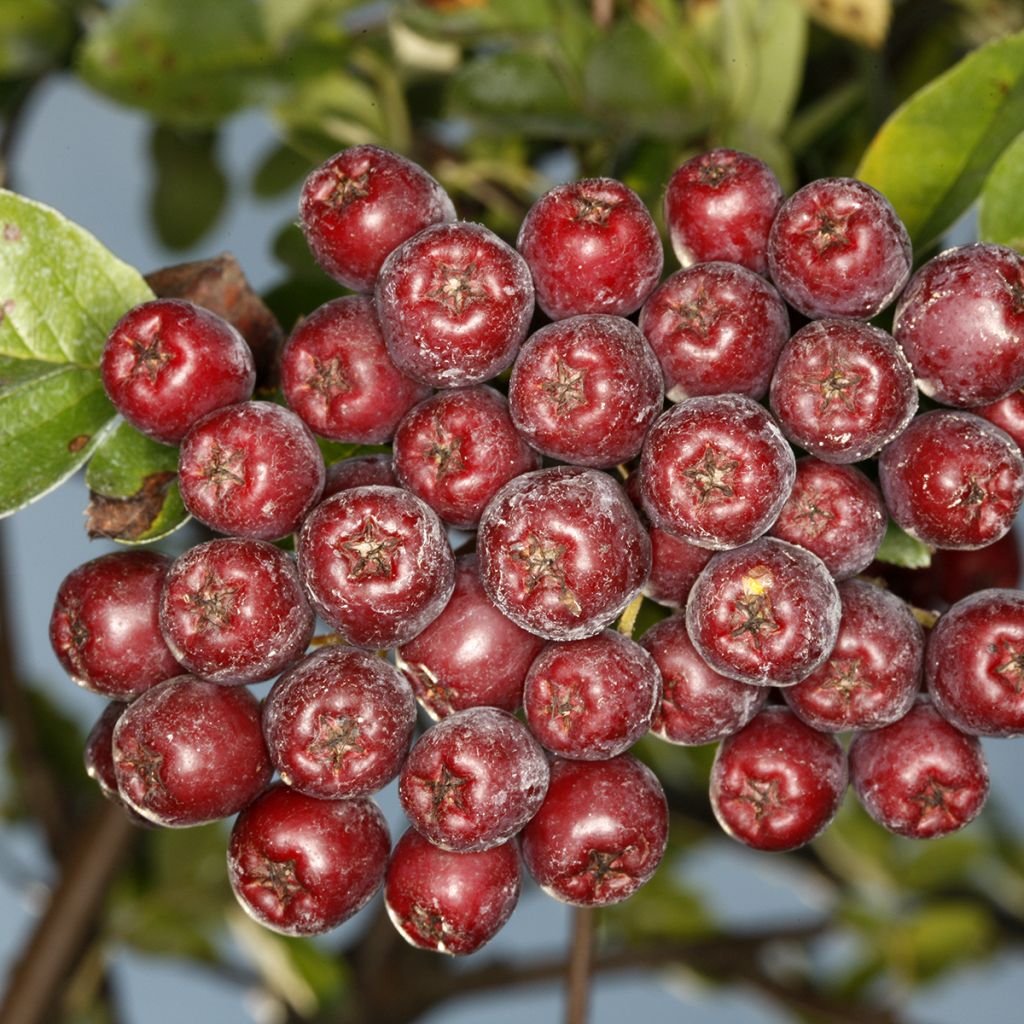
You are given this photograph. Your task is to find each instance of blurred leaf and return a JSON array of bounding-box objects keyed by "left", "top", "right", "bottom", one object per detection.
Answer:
[
  {"left": 0, "top": 0, "right": 75, "bottom": 77},
  {"left": 800, "top": 0, "right": 891, "bottom": 49},
  {"left": 875, "top": 520, "right": 932, "bottom": 570},
  {"left": 979, "top": 129, "right": 1024, "bottom": 251},
  {"left": 149, "top": 126, "right": 228, "bottom": 250},
  {"left": 893, "top": 833, "right": 987, "bottom": 891},
  {"left": 260, "top": 0, "right": 356, "bottom": 49},
  {"left": 856, "top": 29, "right": 1024, "bottom": 248},
  {"left": 252, "top": 142, "right": 313, "bottom": 198},
  {"left": 397, "top": 0, "right": 556, "bottom": 40}
]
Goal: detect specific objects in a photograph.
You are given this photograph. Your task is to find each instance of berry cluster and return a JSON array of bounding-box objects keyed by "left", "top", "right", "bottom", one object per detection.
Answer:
[{"left": 52, "top": 144, "right": 1024, "bottom": 955}]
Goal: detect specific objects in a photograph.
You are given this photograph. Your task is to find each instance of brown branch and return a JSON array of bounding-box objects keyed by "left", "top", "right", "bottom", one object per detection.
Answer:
[
  {"left": 565, "top": 908, "right": 595, "bottom": 1024},
  {"left": 591, "top": 0, "right": 614, "bottom": 29}
]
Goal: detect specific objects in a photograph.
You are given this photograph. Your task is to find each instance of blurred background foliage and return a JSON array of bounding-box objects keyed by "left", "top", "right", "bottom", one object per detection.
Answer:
[{"left": 5, "top": 1, "right": 1024, "bottom": 1023}]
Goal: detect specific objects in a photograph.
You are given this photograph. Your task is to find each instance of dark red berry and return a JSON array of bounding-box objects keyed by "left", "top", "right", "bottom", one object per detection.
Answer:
[
  {"left": 50, "top": 550, "right": 182, "bottom": 700},
  {"left": 643, "top": 525, "right": 714, "bottom": 608},
  {"left": 385, "top": 829, "right": 521, "bottom": 956},
  {"left": 297, "top": 485, "right": 455, "bottom": 649},
  {"left": 517, "top": 178, "right": 663, "bottom": 320},
  {"left": 639, "top": 263, "right": 789, "bottom": 402},
  {"left": 228, "top": 783, "right": 390, "bottom": 935},
  {"left": 322, "top": 453, "right": 397, "bottom": 500},
  {"left": 767, "top": 177, "right": 911, "bottom": 320},
  {"left": 159, "top": 539, "right": 314, "bottom": 685},
  {"left": 398, "top": 707, "right": 549, "bottom": 852},
  {"left": 113, "top": 675, "right": 272, "bottom": 827},
  {"left": 299, "top": 144, "right": 455, "bottom": 292},
  {"left": 849, "top": 700, "right": 989, "bottom": 839},
  {"left": 508, "top": 314, "right": 663, "bottom": 468},
  {"left": 84, "top": 701, "right": 128, "bottom": 800},
  {"left": 376, "top": 221, "right": 534, "bottom": 387},
  {"left": 393, "top": 385, "right": 539, "bottom": 529},
  {"left": 101, "top": 299, "right": 255, "bottom": 445},
  {"left": 520, "top": 755, "right": 668, "bottom": 906},
  {"left": 978, "top": 389, "right": 1024, "bottom": 453},
  {"left": 686, "top": 537, "right": 841, "bottom": 686},
  {"left": 178, "top": 400, "right": 325, "bottom": 541},
  {"left": 263, "top": 647, "right": 417, "bottom": 798},
  {"left": 710, "top": 706, "right": 847, "bottom": 852}
]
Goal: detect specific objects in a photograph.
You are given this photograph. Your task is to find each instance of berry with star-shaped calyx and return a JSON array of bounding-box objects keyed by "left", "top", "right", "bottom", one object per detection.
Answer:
[
  {"left": 710, "top": 706, "right": 847, "bottom": 852},
  {"left": 398, "top": 706, "right": 549, "bottom": 852},
  {"left": 375, "top": 221, "right": 534, "bottom": 387},
  {"left": 262, "top": 647, "right": 416, "bottom": 798},
  {"left": 520, "top": 754, "right": 668, "bottom": 906},
  {"left": 159, "top": 538, "right": 314, "bottom": 685},
  {"left": 101, "top": 298, "right": 255, "bottom": 445},
  {"left": 228, "top": 783, "right": 390, "bottom": 935},
  {"left": 385, "top": 829, "right": 521, "bottom": 956},
  {"left": 298, "top": 485, "right": 455, "bottom": 649},
  {"left": 849, "top": 700, "right": 989, "bottom": 839}
]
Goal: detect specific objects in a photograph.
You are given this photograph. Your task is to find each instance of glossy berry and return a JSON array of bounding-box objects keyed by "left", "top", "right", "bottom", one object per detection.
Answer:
[
  {"left": 376, "top": 221, "right": 534, "bottom": 387},
  {"left": 783, "top": 579, "right": 924, "bottom": 732},
  {"left": 50, "top": 551, "right": 182, "bottom": 701},
  {"left": 517, "top": 178, "right": 663, "bottom": 320},
  {"left": 686, "top": 537, "right": 841, "bottom": 686},
  {"left": 228, "top": 784, "right": 389, "bottom": 935},
  {"left": 767, "top": 177, "right": 912, "bottom": 320},
  {"left": 477, "top": 466, "right": 651, "bottom": 641},
  {"left": 385, "top": 829, "right": 521, "bottom": 956},
  {"left": 768, "top": 459, "right": 886, "bottom": 580},
  {"left": 849, "top": 700, "right": 989, "bottom": 839},
  {"left": 664, "top": 148, "right": 784, "bottom": 275},
  {"left": 299, "top": 144, "right": 455, "bottom": 292},
  {"left": 280, "top": 296, "right": 430, "bottom": 443},
  {"left": 523, "top": 630, "right": 661, "bottom": 760},
  {"left": 638, "top": 263, "right": 789, "bottom": 402},
  {"left": 397, "top": 554, "right": 545, "bottom": 719},
  {"left": 927, "top": 589, "right": 1024, "bottom": 737},
  {"left": 84, "top": 701, "right": 128, "bottom": 801},
  {"left": 710, "top": 706, "right": 847, "bottom": 852},
  {"left": 769, "top": 319, "right": 918, "bottom": 464},
  {"left": 640, "top": 615, "right": 767, "bottom": 746},
  {"left": 322, "top": 453, "right": 397, "bottom": 500},
  {"left": 178, "top": 400, "right": 325, "bottom": 541},
  {"left": 893, "top": 243, "right": 1024, "bottom": 408},
  {"left": 879, "top": 410, "right": 1024, "bottom": 550},
  {"left": 508, "top": 314, "right": 663, "bottom": 468},
  {"left": 398, "top": 707, "right": 549, "bottom": 852},
  {"left": 978, "top": 389, "right": 1024, "bottom": 453},
  {"left": 644, "top": 525, "right": 714, "bottom": 608},
  {"left": 520, "top": 755, "right": 668, "bottom": 906},
  {"left": 113, "top": 675, "right": 272, "bottom": 827},
  {"left": 393, "top": 385, "right": 539, "bottom": 529},
  {"left": 297, "top": 485, "right": 455, "bottom": 649},
  {"left": 639, "top": 394, "right": 795, "bottom": 550},
  {"left": 263, "top": 647, "right": 417, "bottom": 798},
  {"left": 101, "top": 299, "right": 255, "bottom": 445},
  {"left": 159, "top": 539, "right": 314, "bottom": 685}
]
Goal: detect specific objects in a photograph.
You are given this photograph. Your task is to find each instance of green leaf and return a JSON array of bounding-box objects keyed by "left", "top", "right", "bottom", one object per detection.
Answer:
[
  {"left": 84, "top": 421, "right": 189, "bottom": 544},
  {"left": 252, "top": 143, "right": 313, "bottom": 198},
  {"left": 397, "top": 0, "right": 556, "bottom": 40},
  {"left": 0, "top": 0, "right": 75, "bottom": 77},
  {"left": 875, "top": 519, "right": 932, "bottom": 569},
  {"left": 979, "top": 129, "right": 1024, "bottom": 252},
  {"left": 856, "top": 30, "right": 1024, "bottom": 248}
]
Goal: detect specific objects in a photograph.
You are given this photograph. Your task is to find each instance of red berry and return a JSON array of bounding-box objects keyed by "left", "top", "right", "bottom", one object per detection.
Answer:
[
  {"left": 686, "top": 537, "right": 841, "bottom": 686},
  {"left": 299, "top": 144, "right": 455, "bottom": 292},
  {"left": 398, "top": 707, "right": 549, "bottom": 852},
  {"left": 376, "top": 221, "right": 534, "bottom": 387},
  {"left": 767, "top": 177, "right": 911, "bottom": 320},
  {"left": 517, "top": 178, "right": 663, "bottom": 320},
  {"left": 508, "top": 314, "right": 663, "bottom": 468},
  {"left": 397, "top": 553, "right": 545, "bottom": 719},
  {"left": 978, "top": 388, "right": 1024, "bottom": 453},
  {"left": 393, "top": 385, "right": 539, "bottom": 529},
  {"left": 280, "top": 296, "right": 430, "bottom": 443},
  {"left": 84, "top": 701, "right": 128, "bottom": 800},
  {"left": 178, "top": 400, "right": 325, "bottom": 541},
  {"left": 783, "top": 579, "right": 924, "bottom": 732},
  {"left": 520, "top": 755, "right": 668, "bottom": 906},
  {"left": 297, "top": 485, "right": 455, "bottom": 649},
  {"left": 639, "top": 263, "right": 789, "bottom": 402},
  {"left": 849, "top": 700, "right": 989, "bottom": 839},
  {"left": 385, "top": 829, "right": 521, "bottom": 956},
  {"left": 113, "top": 675, "right": 272, "bottom": 827},
  {"left": 262, "top": 647, "right": 417, "bottom": 798},
  {"left": 643, "top": 525, "right": 714, "bottom": 608},
  {"left": 50, "top": 551, "right": 182, "bottom": 701},
  {"left": 159, "top": 539, "right": 314, "bottom": 685},
  {"left": 101, "top": 299, "right": 255, "bottom": 446},
  {"left": 664, "top": 148, "right": 784, "bottom": 275},
  {"left": 322, "top": 453, "right": 397, "bottom": 499},
  {"left": 228, "top": 784, "right": 389, "bottom": 935},
  {"left": 477, "top": 466, "right": 651, "bottom": 641},
  {"left": 710, "top": 706, "right": 847, "bottom": 852}
]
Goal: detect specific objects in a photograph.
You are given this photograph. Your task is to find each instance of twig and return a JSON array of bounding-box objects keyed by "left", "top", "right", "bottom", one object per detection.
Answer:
[
  {"left": 565, "top": 908, "right": 595, "bottom": 1024},
  {"left": 591, "top": 0, "right": 614, "bottom": 29}
]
